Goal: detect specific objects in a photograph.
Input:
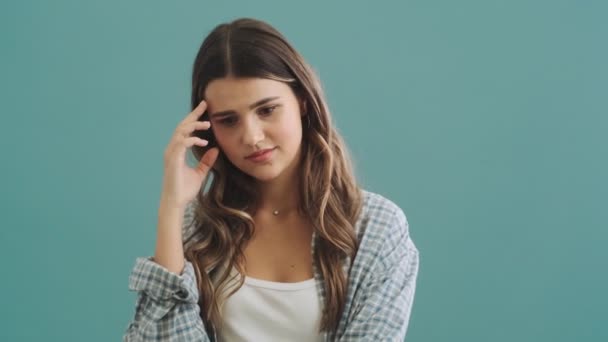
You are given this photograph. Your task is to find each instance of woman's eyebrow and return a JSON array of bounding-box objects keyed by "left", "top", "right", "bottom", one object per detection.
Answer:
[{"left": 209, "top": 96, "right": 280, "bottom": 119}]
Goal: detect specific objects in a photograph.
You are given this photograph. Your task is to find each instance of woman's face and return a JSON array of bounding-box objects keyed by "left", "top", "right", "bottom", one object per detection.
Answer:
[{"left": 204, "top": 77, "right": 304, "bottom": 182}]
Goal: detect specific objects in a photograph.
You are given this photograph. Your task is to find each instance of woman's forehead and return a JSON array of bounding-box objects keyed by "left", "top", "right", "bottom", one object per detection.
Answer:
[{"left": 204, "top": 77, "right": 294, "bottom": 113}]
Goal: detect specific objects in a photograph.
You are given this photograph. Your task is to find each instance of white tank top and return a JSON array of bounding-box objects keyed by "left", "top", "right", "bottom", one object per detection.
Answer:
[{"left": 216, "top": 268, "right": 324, "bottom": 342}]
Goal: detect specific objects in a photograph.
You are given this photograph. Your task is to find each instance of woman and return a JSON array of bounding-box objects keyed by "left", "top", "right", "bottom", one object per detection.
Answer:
[{"left": 124, "top": 17, "right": 419, "bottom": 342}]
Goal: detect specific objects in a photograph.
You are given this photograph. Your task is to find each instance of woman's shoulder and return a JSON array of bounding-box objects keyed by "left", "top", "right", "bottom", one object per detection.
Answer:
[
  {"left": 352, "top": 189, "right": 416, "bottom": 274},
  {"left": 357, "top": 188, "right": 411, "bottom": 241},
  {"left": 359, "top": 189, "right": 407, "bottom": 222}
]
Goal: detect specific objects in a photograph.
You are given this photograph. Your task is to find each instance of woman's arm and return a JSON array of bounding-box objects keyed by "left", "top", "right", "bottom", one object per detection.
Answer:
[
  {"left": 339, "top": 207, "right": 420, "bottom": 341},
  {"left": 123, "top": 258, "right": 211, "bottom": 341},
  {"left": 123, "top": 201, "right": 212, "bottom": 341},
  {"left": 153, "top": 202, "right": 188, "bottom": 275}
]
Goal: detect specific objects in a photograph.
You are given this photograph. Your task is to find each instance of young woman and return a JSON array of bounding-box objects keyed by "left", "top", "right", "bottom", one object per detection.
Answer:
[{"left": 124, "top": 18, "right": 419, "bottom": 342}]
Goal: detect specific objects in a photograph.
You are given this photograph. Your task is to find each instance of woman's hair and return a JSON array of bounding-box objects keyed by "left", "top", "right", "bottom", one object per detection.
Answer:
[{"left": 186, "top": 17, "right": 362, "bottom": 335}]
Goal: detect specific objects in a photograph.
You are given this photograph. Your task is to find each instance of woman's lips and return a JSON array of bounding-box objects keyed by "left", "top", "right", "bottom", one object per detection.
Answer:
[{"left": 245, "top": 147, "right": 276, "bottom": 163}]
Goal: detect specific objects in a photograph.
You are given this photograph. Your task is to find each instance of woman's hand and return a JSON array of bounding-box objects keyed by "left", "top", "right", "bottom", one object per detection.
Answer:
[{"left": 160, "top": 100, "right": 219, "bottom": 210}]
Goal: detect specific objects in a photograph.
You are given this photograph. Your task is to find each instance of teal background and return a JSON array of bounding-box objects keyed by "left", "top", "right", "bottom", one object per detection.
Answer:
[{"left": 1, "top": 0, "right": 606, "bottom": 341}]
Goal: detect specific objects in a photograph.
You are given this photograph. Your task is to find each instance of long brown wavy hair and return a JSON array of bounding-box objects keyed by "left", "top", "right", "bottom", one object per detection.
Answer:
[{"left": 185, "top": 17, "right": 362, "bottom": 336}]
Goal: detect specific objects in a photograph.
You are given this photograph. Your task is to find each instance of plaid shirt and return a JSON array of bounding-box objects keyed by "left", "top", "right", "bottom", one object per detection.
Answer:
[{"left": 124, "top": 189, "right": 419, "bottom": 341}]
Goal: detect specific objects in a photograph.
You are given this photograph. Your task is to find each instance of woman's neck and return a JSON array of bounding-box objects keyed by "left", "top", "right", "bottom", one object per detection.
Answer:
[
  {"left": 256, "top": 176, "right": 299, "bottom": 214},
  {"left": 255, "top": 159, "right": 301, "bottom": 214}
]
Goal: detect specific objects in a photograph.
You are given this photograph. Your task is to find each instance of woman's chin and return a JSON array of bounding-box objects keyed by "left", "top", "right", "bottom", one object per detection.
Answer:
[{"left": 250, "top": 171, "right": 282, "bottom": 183}]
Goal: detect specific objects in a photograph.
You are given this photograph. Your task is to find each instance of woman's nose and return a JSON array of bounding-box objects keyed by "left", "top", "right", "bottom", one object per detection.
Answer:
[{"left": 241, "top": 117, "right": 265, "bottom": 147}]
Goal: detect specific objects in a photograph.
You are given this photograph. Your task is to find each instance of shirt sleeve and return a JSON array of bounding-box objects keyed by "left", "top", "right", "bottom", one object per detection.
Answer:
[
  {"left": 122, "top": 257, "right": 211, "bottom": 342},
  {"left": 339, "top": 207, "right": 420, "bottom": 341},
  {"left": 123, "top": 201, "right": 212, "bottom": 341}
]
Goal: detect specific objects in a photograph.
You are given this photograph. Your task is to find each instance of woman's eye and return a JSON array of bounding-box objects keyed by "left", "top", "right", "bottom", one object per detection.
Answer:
[
  {"left": 259, "top": 105, "right": 278, "bottom": 116},
  {"left": 219, "top": 117, "right": 237, "bottom": 125},
  {"left": 217, "top": 106, "right": 277, "bottom": 126}
]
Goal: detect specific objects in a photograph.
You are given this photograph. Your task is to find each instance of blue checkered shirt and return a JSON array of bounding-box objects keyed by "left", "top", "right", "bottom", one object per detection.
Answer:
[{"left": 124, "top": 189, "right": 419, "bottom": 341}]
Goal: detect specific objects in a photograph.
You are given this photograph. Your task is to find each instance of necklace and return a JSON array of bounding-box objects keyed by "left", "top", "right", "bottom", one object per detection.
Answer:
[{"left": 244, "top": 205, "right": 282, "bottom": 216}]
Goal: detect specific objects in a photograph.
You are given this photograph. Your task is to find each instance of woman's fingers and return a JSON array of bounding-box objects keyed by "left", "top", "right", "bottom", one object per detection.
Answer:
[
  {"left": 167, "top": 121, "right": 210, "bottom": 153},
  {"left": 197, "top": 147, "right": 220, "bottom": 174},
  {"left": 163, "top": 100, "right": 215, "bottom": 168},
  {"left": 182, "top": 100, "right": 208, "bottom": 125},
  {"left": 164, "top": 135, "right": 208, "bottom": 162},
  {"left": 179, "top": 120, "right": 211, "bottom": 138},
  {"left": 183, "top": 136, "right": 209, "bottom": 148}
]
